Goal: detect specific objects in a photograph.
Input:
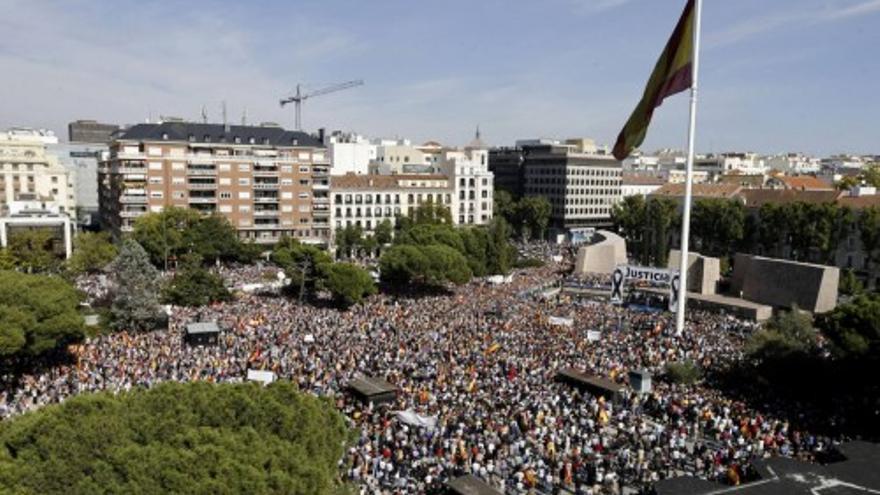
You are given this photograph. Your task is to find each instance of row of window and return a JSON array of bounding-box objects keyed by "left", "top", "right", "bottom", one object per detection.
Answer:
[
  {"left": 144, "top": 190, "right": 310, "bottom": 200},
  {"left": 458, "top": 177, "right": 490, "bottom": 187},
  {"left": 334, "top": 193, "right": 452, "bottom": 205}
]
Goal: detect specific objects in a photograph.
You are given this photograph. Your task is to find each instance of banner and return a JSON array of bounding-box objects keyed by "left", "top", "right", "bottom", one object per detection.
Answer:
[{"left": 548, "top": 316, "right": 574, "bottom": 327}]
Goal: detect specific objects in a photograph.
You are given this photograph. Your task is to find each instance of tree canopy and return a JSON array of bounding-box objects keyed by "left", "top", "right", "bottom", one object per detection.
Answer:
[
  {"left": 817, "top": 293, "right": 880, "bottom": 358},
  {"left": 0, "top": 381, "right": 349, "bottom": 495},
  {"left": 109, "top": 239, "right": 164, "bottom": 332},
  {"left": 66, "top": 232, "right": 117, "bottom": 275},
  {"left": 0, "top": 270, "right": 84, "bottom": 363},
  {"left": 6, "top": 228, "right": 59, "bottom": 273},
  {"left": 162, "top": 255, "right": 231, "bottom": 307},
  {"left": 318, "top": 262, "right": 376, "bottom": 307},
  {"left": 132, "top": 207, "right": 257, "bottom": 268}
]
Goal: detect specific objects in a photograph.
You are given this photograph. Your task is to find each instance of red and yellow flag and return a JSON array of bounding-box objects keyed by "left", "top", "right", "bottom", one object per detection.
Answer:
[{"left": 612, "top": 0, "right": 695, "bottom": 161}]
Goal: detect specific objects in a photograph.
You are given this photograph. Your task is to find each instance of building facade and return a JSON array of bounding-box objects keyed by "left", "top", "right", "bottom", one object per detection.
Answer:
[
  {"left": 50, "top": 142, "right": 107, "bottom": 227},
  {"left": 520, "top": 139, "right": 623, "bottom": 229},
  {"left": 439, "top": 147, "right": 494, "bottom": 226},
  {"left": 68, "top": 120, "right": 120, "bottom": 145},
  {"left": 0, "top": 128, "right": 76, "bottom": 216},
  {"left": 330, "top": 174, "right": 452, "bottom": 234},
  {"left": 488, "top": 147, "right": 526, "bottom": 198},
  {"left": 326, "top": 131, "right": 377, "bottom": 175},
  {"left": 98, "top": 122, "right": 330, "bottom": 244}
]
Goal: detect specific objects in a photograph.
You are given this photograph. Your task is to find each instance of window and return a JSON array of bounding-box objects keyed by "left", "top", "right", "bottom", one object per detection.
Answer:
[
  {"left": 149, "top": 177, "right": 163, "bottom": 184},
  {"left": 172, "top": 177, "right": 185, "bottom": 185},
  {"left": 239, "top": 191, "right": 251, "bottom": 199},
  {"left": 220, "top": 192, "right": 232, "bottom": 199},
  {"left": 298, "top": 166, "right": 310, "bottom": 173},
  {"left": 150, "top": 191, "right": 163, "bottom": 198},
  {"left": 218, "top": 164, "right": 231, "bottom": 172},
  {"left": 172, "top": 162, "right": 185, "bottom": 170},
  {"left": 281, "top": 165, "right": 293, "bottom": 173},
  {"left": 238, "top": 178, "right": 250, "bottom": 186},
  {"left": 239, "top": 205, "right": 251, "bottom": 213},
  {"left": 239, "top": 164, "right": 250, "bottom": 172},
  {"left": 149, "top": 162, "right": 163, "bottom": 171},
  {"left": 219, "top": 177, "right": 231, "bottom": 186},
  {"left": 219, "top": 205, "right": 232, "bottom": 213}
]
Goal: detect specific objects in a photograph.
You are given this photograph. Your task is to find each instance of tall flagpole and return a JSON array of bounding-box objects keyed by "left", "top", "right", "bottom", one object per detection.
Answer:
[{"left": 675, "top": 0, "right": 703, "bottom": 336}]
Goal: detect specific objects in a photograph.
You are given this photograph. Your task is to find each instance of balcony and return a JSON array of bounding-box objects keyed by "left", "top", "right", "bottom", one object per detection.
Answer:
[
  {"left": 188, "top": 183, "right": 217, "bottom": 190},
  {"left": 311, "top": 183, "right": 330, "bottom": 191},
  {"left": 253, "top": 183, "right": 279, "bottom": 190},
  {"left": 253, "top": 169, "right": 279, "bottom": 177},
  {"left": 312, "top": 197, "right": 330, "bottom": 205},
  {"left": 312, "top": 209, "right": 330, "bottom": 217},
  {"left": 186, "top": 168, "right": 217, "bottom": 176},
  {"left": 120, "top": 195, "right": 148, "bottom": 204},
  {"left": 115, "top": 152, "right": 146, "bottom": 160},
  {"left": 119, "top": 211, "right": 146, "bottom": 218},
  {"left": 118, "top": 166, "right": 147, "bottom": 174},
  {"left": 254, "top": 197, "right": 279, "bottom": 203},
  {"left": 188, "top": 197, "right": 217, "bottom": 204},
  {"left": 253, "top": 210, "right": 280, "bottom": 217}
]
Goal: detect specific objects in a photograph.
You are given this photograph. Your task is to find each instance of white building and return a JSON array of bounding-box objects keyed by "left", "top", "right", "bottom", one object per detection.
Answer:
[
  {"left": 326, "top": 131, "right": 376, "bottom": 175},
  {"left": 439, "top": 144, "right": 494, "bottom": 226},
  {"left": 0, "top": 200, "right": 74, "bottom": 258},
  {"left": 695, "top": 152, "right": 767, "bottom": 176},
  {"left": 0, "top": 128, "right": 76, "bottom": 217},
  {"left": 329, "top": 174, "right": 452, "bottom": 234},
  {"left": 765, "top": 153, "right": 821, "bottom": 174},
  {"left": 621, "top": 174, "right": 665, "bottom": 197}
]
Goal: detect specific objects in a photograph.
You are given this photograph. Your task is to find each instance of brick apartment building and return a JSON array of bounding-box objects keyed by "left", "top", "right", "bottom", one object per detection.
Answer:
[{"left": 98, "top": 121, "right": 330, "bottom": 244}]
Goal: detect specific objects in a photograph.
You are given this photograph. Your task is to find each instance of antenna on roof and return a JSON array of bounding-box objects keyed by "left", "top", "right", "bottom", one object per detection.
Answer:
[
  {"left": 241, "top": 107, "right": 247, "bottom": 126},
  {"left": 201, "top": 105, "right": 208, "bottom": 124},
  {"left": 222, "top": 101, "right": 229, "bottom": 132},
  {"left": 147, "top": 107, "right": 152, "bottom": 124}
]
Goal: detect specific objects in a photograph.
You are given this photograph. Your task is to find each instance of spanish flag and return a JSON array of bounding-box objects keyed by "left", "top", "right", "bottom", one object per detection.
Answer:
[{"left": 612, "top": 0, "right": 695, "bottom": 160}]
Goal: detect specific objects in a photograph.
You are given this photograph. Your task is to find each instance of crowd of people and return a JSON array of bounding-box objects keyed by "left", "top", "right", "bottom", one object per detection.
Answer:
[{"left": 0, "top": 248, "right": 840, "bottom": 494}]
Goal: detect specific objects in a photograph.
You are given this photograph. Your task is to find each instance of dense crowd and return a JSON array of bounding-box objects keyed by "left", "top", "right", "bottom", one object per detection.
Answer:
[{"left": 0, "top": 251, "right": 838, "bottom": 494}]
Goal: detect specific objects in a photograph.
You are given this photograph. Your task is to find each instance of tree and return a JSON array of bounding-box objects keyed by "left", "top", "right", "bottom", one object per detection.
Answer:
[
  {"left": 644, "top": 198, "right": 678, "bottom": 266},
  {"left": 378, "top": 245, "right": 429, "bottom": 286},
  {"left": 746, "top": 306, "right": 818, "bottom": 362},
  {"left": 374, "top": 219, "right": 394, "bottom": 246},
  {"left": 817, "top": 294, "right": 880, "bottom": 358},
  {"left": 612, "top": 195, "right": 647, "bottom": 262},
  {"left": 162, "top": 255, "right": 231, "bottom": 307},
  {"left": 271, "top": 239, "right": 333, "bottom": 299},
  {"left": 7, "top": 228, "right": 58, "bottom": 273},
  {"left": 515, "top": 196, "right": 551, "bottom": 241},
  {"left": 319, "top": 263, "right": 376, "bottom": 307},
  {"left": 66, "top": 232, "right": 117, "bottom": 275},
  {"left": 0, "top": 249, "right": 15, "bottom": 270},
  {"left": 839, "top": 269, "right": 863, "bottom": 297},
  {"left": 109, "top": 239, "right": 164, "bottom": 332},
  {"left": 0, "top": 381, "right": 349, "bottom": 495},
  {"left": 411, "top": 202, "right": 453, "bottom": 226},
  {"left": 132, "top": 208, "right": 248, "bottom": 268},
  {"left": 493, "top": 190, "right": 517, "bottom": 226},
  {"left": 691, "top": 199, "right": 745, "bottom": 258},
  {"left": 485, "top": 217, "right": 514, "bottom": 275},
  {"left": 421, "top": 244, "right": 472, "bottom": 286},
  {"left": 859, "top": 206, "right": 880, "bottom": 273},
  {"left": 0, "top": 271, "right": 84, "bottom": 363},
  {"left": 334, "top": 225, "right": 363, "bottom": 259}
]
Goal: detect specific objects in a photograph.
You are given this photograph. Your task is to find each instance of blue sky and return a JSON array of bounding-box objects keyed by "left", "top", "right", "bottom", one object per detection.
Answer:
[{"left": 1, "top": 0, "right": 878, "bottom": 155}]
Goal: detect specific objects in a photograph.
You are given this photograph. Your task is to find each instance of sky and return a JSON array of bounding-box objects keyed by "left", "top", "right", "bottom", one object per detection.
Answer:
[{"left": 1, "top": 0, "right": 878, "bottom": 155}]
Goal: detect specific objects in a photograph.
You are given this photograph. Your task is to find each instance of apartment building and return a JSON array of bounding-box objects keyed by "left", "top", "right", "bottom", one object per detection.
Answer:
[
  {"left": 330, "top": 174, "right": 452, "bottom": 233},
  {"left": 0, "top": 128, "right": 76, "bottom": 216},
  {"left": 439, "top": 147, "right": 494, "bottom": 226},
  {"left": 98, "top": 121, "right": 330, "bottom": 244}
]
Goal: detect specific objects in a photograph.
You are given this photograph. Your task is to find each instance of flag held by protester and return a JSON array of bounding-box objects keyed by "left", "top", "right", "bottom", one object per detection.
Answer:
[{"left": 612, "top": 0, "right": 695, "bottom": 161}]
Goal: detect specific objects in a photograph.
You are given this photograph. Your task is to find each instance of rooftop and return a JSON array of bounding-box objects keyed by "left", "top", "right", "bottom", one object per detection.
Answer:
[
  {"left": 330, "top": 174, "right": 449, "bottom": 190},
  {"left": 650, "top": 183, "right": 743, "bottom": 199},
  {"left": 740, "top": 189, "right": 842, "bottom": 208},
  {"left": 117, "top": 122, "right": 323, "bottom": 148}
]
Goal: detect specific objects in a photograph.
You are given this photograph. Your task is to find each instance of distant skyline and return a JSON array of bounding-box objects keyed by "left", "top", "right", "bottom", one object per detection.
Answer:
[{"left": 1, "top": 0, "right": 878, "bottom": 155}]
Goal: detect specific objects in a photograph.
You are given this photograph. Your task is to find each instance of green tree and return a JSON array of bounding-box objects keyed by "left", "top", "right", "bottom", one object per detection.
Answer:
[
  {"left": 132, "top": 208, "right": 247, "bottom": 268},
  {"left": 612, "top": 195, "right": 647, "bottom": 262},
  {"left": 334, "top": 225, "right": 363, "bottom": 259},
  {"left": 516, "top": 196, "right": 551, "bottom": 241},
  {"left": 839, "top": 269, "right": 863, "bottom": 297},
  {"left": 319, "top": 262, "right": 376, "bottom": 307},
  {"left": 378, "top": 245, "right": 428, "bottom": 286},
  {"left": 0, "top": 249, "right": 15, "bottom": 270},
  {"left": 374, "top": 219, "right": 394, "bottom": 246},
  {"left": 410, "top": 202, "right": 453, "bottom": 226},
  {"left": 66, "top": 232, "right": 117, "bottom": 275},
  {"left": 485, "top": 217, "right": 514, "bottom": 275},
  {"left": 421, "top": 244, "right": 472, "bottom": 285},
  {"left": 746, "top": 306, "right": 818, "bottom": 362},
  {"left": 7, "top": 228, "right": 58, "bottom": 273},
  {"left": 109, "top": 239, "right": 164, "bottom": 332},
  {"left": 817, "top": 293, "right": 880, "bottom": 358},
  {"left": 644, "top": 198, "right": 678, "bottom": 266},
  {"left": 0, "top": 271, "right": 84, "bottom": 363},
  {"left": 493, "top": 190, "right": 517, "bottom": 226},
  {"left": 189, "top": 213, "right": 246, "bottom": 264},
  {"left": 859, "top": 206, "right": 880, "bottom": 273},
  {"left": 271, "top": 238, "right": 333, "bottom": 299},
  {"left": 691, "top": 198, "right": 745, "bottom": 258},
  {"left": 162, "top": 256, "right": 231, "bottom": 307},
  {"left": 0, "top": 381, "right": 349, "bottom": 495}
]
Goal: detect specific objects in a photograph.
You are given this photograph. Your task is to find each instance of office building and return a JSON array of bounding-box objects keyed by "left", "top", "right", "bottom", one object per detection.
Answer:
[
  {"left": 520, "top": 138, "right": 623, "bottom": 230},
  {"left": 68, "top": 120, "right": 120, "bottom": 145},
  {"left": 98, "top": 121, "right": 329, "bottom": 244}
]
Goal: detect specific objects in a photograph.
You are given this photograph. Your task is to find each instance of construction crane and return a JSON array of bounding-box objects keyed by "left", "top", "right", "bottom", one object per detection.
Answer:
[{"left": 280, "top": 80, "right": 364, "bottom": 131}]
